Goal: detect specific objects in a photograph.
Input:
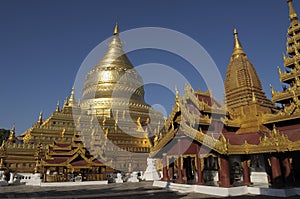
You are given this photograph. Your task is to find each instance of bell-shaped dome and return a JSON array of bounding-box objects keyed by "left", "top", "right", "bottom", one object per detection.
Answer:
[{"left": 80, "top": 23, "right": 150, "bottom": 119}]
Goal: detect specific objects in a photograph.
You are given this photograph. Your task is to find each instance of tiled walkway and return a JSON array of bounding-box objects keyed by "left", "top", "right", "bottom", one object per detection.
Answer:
[{"left": 0, "top": 182, "right": 299, "bottom": 199}]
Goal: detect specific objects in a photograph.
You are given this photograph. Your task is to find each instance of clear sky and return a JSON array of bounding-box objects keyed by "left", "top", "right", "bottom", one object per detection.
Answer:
[{"left": 0, "top": 0, "right": 299, "bottom": 135}]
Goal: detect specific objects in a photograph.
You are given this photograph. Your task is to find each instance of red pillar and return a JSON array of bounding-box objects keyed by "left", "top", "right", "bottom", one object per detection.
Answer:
[
  {"left": 196, "top": 145, "right": 203, "bottom": 185},
  {"left": 196, "top": 157, "right": 204, "bottom": 185},
  {"left": 282, "top": 157, "right": 293, "bottom": 185},
  {"left": 162, "top": 153, "right": 169, "bottom": 181},
  {"left": 270, "top": 156, "right": 282, "bottom": 187},
  {"left": 169, "top": 167, "right": 174, "bottom": 181},
  {"left": 282, "top": 158, "right": 291, "bottom": 178},
  {"left": 177, "top": 156, "right": 183, "bottom": 183},
  {"left": 182, "top": 168, "right": 187, "bottom": 184},
  {"left": 219, "top": 156, "right": 230, "bottom": 188},
  {"left": 242, "top": 160, "right": 251, "bottom": 185}
]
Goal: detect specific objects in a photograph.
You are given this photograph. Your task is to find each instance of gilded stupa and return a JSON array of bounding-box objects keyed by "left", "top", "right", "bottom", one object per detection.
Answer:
[
  {"left": 0, "top": 22, "right": 164, "bottom": 174},
  {"left": 224, "top": 28, "right": 275, "bottom": 133},
  {"left": 77, "top": 22, "right": 164, "bottom": 171},
  {"left": 80, "top": 22, "right": 151, "bottom": 119}
]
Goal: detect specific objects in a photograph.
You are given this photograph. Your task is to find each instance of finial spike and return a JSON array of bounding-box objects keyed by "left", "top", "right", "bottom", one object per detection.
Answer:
[
  {"left": 113, "top": 17, "right": 119, "bottom": 35},
  {"left": 56, "top": 100, "right": 60, "bottom": 112},
  {"left": 287, "top": 0, "right": 298, "bottom": 21},
  {"left": 8, "top": 124, "right": 16, "bottom": 143},
  {"left": 68, "top": 86, "right": 76, "bottom": 106},
  {"left": 232, "top": 28, "right": 246, "bottom": 57},
  {"left": 38, "top": 111, "right": 43, "bottom": 125}
]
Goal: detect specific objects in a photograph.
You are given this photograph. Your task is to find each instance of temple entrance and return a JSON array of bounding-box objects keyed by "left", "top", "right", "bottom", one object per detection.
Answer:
[
  {"left": 203, "top": 155, "right": 219, "bottom": 186},
  {"left": 250, "top": 154, "right": 266, "bottom": 172},
  {"left": 229, "top": 155, "right": 242, "bottom": 185},
  {"left": 168, "top": 157, "right": 177, "bottom": 182},
  {"left": 183, "top": 156, "right": 196, "bottom": 184}
]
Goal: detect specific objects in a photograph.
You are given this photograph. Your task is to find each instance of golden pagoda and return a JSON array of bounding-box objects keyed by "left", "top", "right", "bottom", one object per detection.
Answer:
[
  {"left": 0, "top": 22, "right": 164, "bottom": 176},
  {"left": 263, "top": 0, "right": 300, "bottom": 124},
  {"left": 78, "top": 22, "right": 164, "bottom": 171},
  {"left": 224, "top": 28, "right": 275, "bottom": 133},
  {"left": 0, "top": 89, "right": 81, "bottom": 173},
  {"left": 152, "top": 0, "right": 300, "bottom": 188}
]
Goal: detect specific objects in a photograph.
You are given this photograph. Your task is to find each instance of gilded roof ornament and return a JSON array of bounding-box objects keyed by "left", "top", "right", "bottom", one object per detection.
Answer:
[
  {"left": 287, "top": 0, "right": 298, "bottom": 22},
  {"left": 38, "top": 112, "right": 43, "bottom": 125},
  {"left": 113, "top": 19, "right": 119, "bottom": 35},
  {"left": 8, "top": 125, "right": 16, "bottom": 143},
  {"left": 232, "top": 28, "right": 246, "bottom": 58},
  {"left": 136, "top": 117, "right": 144, "bottom": 132},
  {"left": 61, "top": 128, "right": 66, "bottom": 138},
  {"left": 68, "top": 86, "right": 76, "bottom": 106},
  {"left": 55, "top": 100, "right": 60, "bottom": 112}
]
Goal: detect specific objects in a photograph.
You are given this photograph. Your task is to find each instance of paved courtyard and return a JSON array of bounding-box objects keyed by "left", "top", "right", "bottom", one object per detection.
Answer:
[{"left": 0, "top": 182, "right": 300, "bottom": 199}]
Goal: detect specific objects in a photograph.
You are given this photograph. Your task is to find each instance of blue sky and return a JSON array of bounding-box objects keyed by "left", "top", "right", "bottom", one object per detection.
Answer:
[{"left": 0, "top": 0, "right": 299, "bottom": 134}]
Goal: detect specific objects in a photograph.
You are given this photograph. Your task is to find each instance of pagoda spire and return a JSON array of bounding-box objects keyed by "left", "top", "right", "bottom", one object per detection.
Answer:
[
  {"left": 68, "top": 86, "right": 76, "bottom": 106},
  {"left": 113, "top": 18, "right": 119, "bottom": 35},
  {"left": 287, "top": 0, "right": 298, "bottom": 22},
  {"left": 37, "top": 111, "right": 43, "bottom": 125},
  {"left": 8, "top": 125, "right": 16, "bottom": 143},
  {"left": 232, "top": 28, "right": 246, "bottom": 58},
  {"left": 55, "top": 100, "right": 60, "bottom": 112}
]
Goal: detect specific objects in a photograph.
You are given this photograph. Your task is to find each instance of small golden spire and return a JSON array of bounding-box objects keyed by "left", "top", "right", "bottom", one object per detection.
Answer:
[
  {"left": 55, "top": 100, "right": 60, "bottom": 112},
  {"left": 61, "top": 128, "right": 66, "bottom": 138},
  {"left": 68, "top": 86, "right": 76, "bottom": 106},
  {"left": 287, "top": 0, "right": 298, "bottom": 21},
  {"left": 113, "top": 18, "right": 119, "bottom": 35},
  {"left": 252, "top": 92, "right": 256, "bottom": 102},
  {"left": 38, "top": 112, "right": 43, "bottom": 125},
  {"left": 136, "top": 117, "right": 144, "bottom": 132},
  {"left": 232, "top": 28, "right": 246, "bottom": 58},
  {"left": 8, "top": 125, "right": 16, "bottom": 143}
]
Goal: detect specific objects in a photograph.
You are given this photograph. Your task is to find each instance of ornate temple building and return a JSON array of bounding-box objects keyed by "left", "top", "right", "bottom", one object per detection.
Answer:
[
  {"left": 0, "top": 23, "right": 164, "bottom": 180},
  {"left": 151, "top": 0, "right": 300, "bottom": 188},
  {"left": 0, "top": 0, "right": 300, "bottom": 188}
]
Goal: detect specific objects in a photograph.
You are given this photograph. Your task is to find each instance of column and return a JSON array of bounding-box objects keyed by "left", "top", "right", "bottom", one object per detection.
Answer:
[
  {"left": 162, "top": 153, "right": 169, "bottom": 181},
  {"left": 196, "top": 145, "right": 203, "bottom": 185},
  {"left": 168, "top": 166, "right": 174, "bottom": 181},
  {"left": 242, "top": 160, "right": 251, "bottom": 185},
  {"left": 182, "top": 167, "right": 187, "bottom": 184},
  {"left": 177, "top": 156, "right": 183, "bottom": 183},
  {"left": 43, "top": 167, "right": 47, "bottom": 182},
  {"left": 282, "top": 157, "right": 293, "bottom": 185},
  {"left": 103, "top": 167, "right": 107, "bottom": 181},
  {"left": 219, "top": 156, "right": 230, "bottom": 188},
  {"left": 270, "top": 156, "right": 282, "bottom": 187},
  {"left": 196, "top": 157, "right": 204, "bottom": 185}
]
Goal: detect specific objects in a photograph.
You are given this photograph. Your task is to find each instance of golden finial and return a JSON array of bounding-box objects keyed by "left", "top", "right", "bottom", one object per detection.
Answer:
[
  {"left": 68, "top": 86, "right": 76, "bottom": 106},
  {"left": 38, "top": 112, "right": 43, "bottom": 125},
  {"left": 232, "top": 28, "right": 246, "bottom": 57},
  {"left": 287, "top": 0, "right": 298, "bottom": 21},
  {"left": 270, "top": 84, "right": 275, "bottom": 96},
  {"left": 136, "top": 117, "right": 144, "bottom": 132},
  {"left": 8, "top": 124, "right": 16, "bottom": 143},
  {"left": 175, "top": 87, "right": 180, "bottom": 111},
  {"left": 61, "top": 128, "right": 66, "bottom": 138},
  {"left": 272, "top": 124, "right": 278, "bottom": 137},
  {"left": 23, "top": 131, "right": 32, "bottom": 143},
  {"left": 277, "top": 66, "right": 282, "bottom": 75},
  {"left": 55, "top": 100, "right": 60, "bottom": 112},
  {"left": 113, "top": 18, "right": 119, "bottom": 35}
]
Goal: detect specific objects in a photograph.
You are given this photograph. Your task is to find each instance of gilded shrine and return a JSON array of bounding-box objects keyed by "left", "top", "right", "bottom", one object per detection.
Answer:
[{"left": 151, "top": 0, "right": 300, "bottom": 188}]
